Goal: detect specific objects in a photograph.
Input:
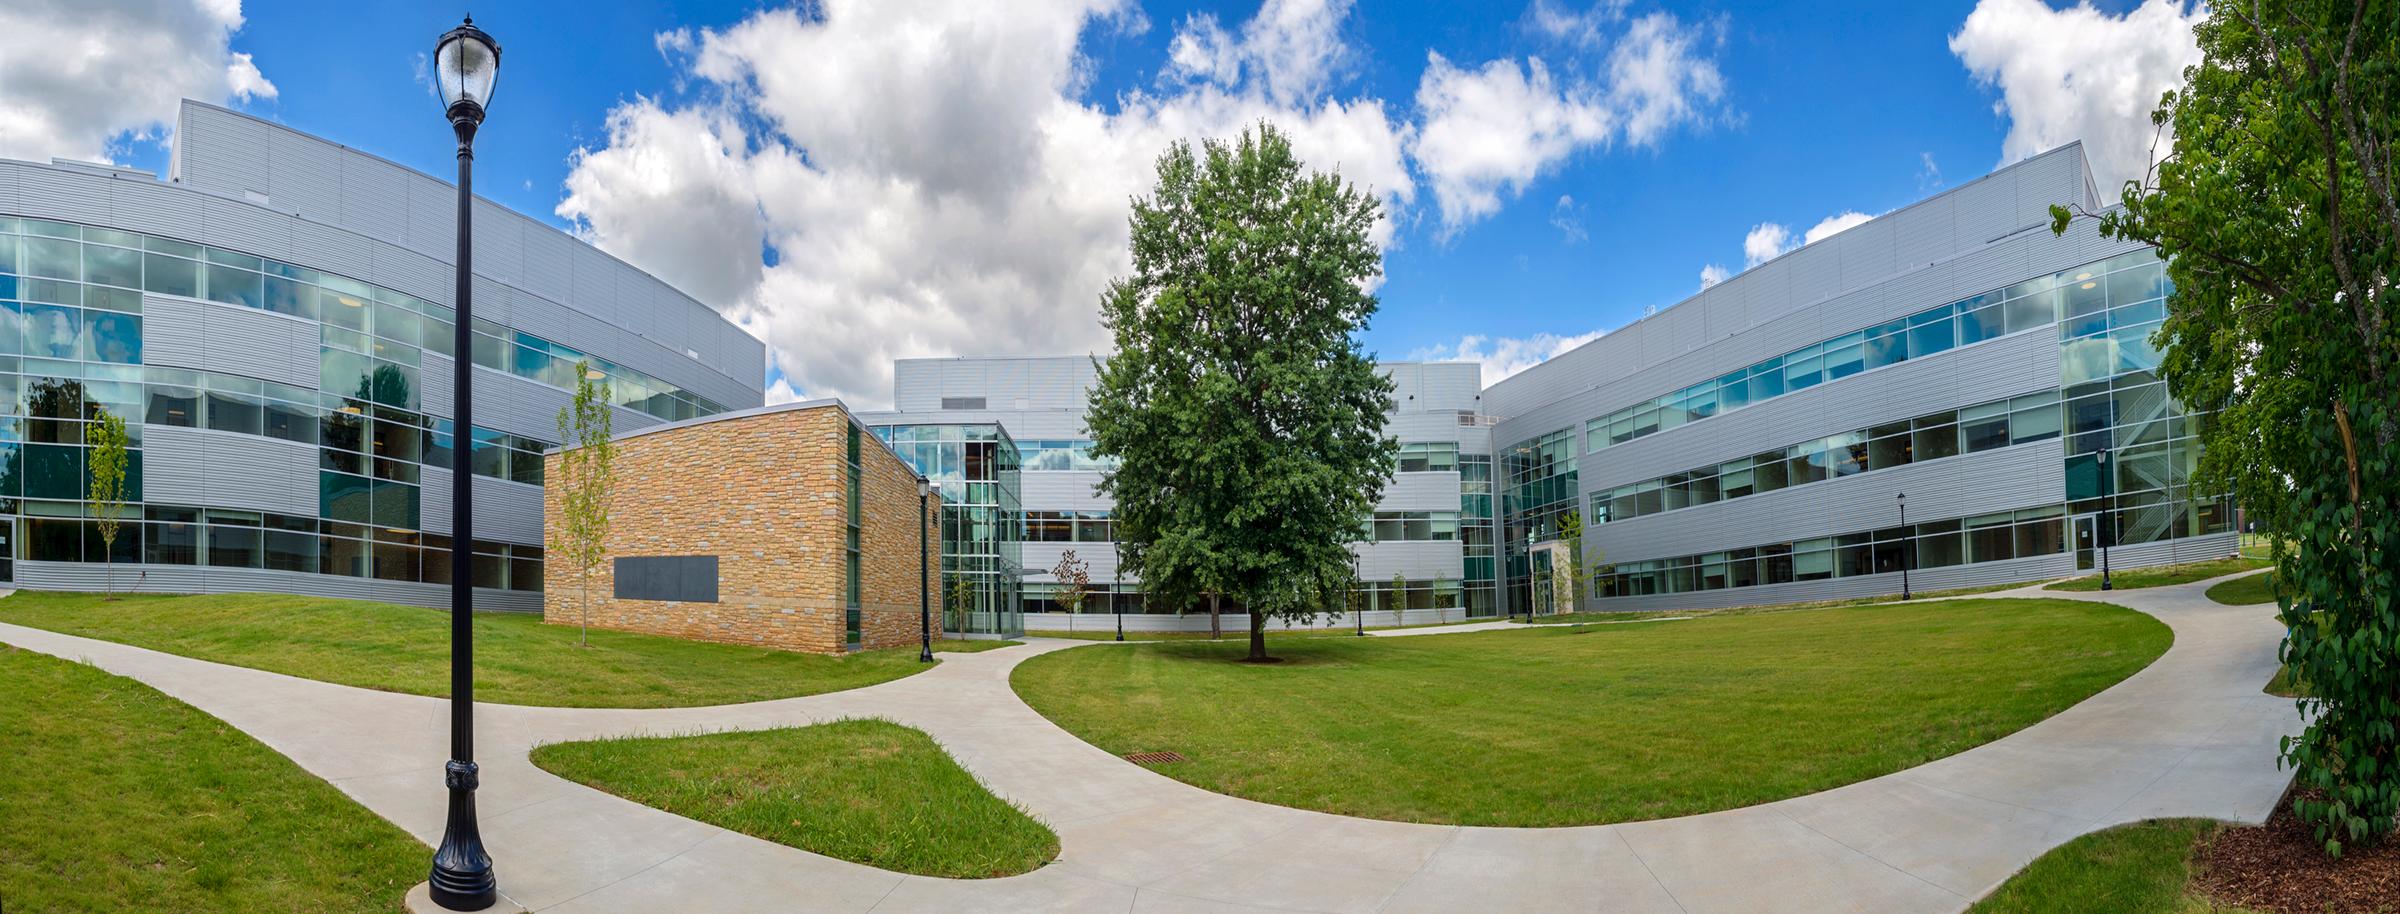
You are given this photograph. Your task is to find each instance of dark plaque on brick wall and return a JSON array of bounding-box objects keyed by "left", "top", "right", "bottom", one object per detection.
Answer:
[{"left": 614, "top": 555, "right": 720, "bottom": 603}]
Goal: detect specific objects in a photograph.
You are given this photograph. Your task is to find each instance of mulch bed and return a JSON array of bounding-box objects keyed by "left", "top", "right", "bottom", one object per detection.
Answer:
[{"left": 2192, "top": 789, "right": 2400, "bottom": 914}]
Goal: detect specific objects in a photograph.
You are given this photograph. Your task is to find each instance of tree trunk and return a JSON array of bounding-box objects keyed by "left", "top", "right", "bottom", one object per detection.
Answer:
[
  {"left": 1210, "top": 593, "right": 1222, "bottom": 640},
  {"left": 579, "top": 572, "right": 590, "bottom": 647},
  {"left": 1245, "top": 604, "right": 1269, "bottom": 662}
]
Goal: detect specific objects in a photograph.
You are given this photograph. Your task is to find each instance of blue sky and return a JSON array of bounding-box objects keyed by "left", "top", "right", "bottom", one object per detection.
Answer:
[{"left": 17, "top": 0, "right": 2199, "bottom": 406}]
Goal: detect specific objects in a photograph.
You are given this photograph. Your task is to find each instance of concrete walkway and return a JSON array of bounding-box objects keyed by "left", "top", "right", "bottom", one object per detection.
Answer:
[{"left": 0, "top": 572, "right": 2296, "bottom": 913}]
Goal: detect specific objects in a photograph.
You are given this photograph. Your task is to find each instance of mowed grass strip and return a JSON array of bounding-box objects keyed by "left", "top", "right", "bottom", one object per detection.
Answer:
[
  {"left": 2205, "top": 572, "right": 2281, "bottom": 607},
  {"left": 0, "top": 591, "right": 931, "bottom": 708},
  {"left": 2046, "top": 556, "right": 2270, "bottom": 592},
  {"left": 0, "top": 646, "right": 424, "bottom": 913},
  {"left": 531, "top": 720, "right": 1058, "bottom": 878},
  {"left": 1966, "top": 819, "right": 2262, "bottom": 914},
  {"left": 1012, "top": 598, "right": 2169, "bottom": 827}
]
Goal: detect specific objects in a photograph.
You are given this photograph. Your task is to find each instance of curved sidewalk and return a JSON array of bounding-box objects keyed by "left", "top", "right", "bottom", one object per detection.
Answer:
[{"left": 0, "top": 572, "right": 2297, "bottom": 913}]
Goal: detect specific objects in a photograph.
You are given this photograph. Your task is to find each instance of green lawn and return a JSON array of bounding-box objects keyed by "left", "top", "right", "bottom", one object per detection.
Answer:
[
  {"left": 2046, "top": 557, "right": 2271, "bottom": 592},
  {"left": 0, "top": 646, "right": 424, "bottom": 912},
  {"left": 0, "top": 591, "right": 934, "bottom": 708},
  {"left": 1967, "top": 820, "right": 2261, "bottom": 913},
  {"left": 531, "top": 720, "right": 1057, "bottom": 878},
  {"left": 932, "top": 639, "right": 1025, "bottom": 652},
  {"left": 2204, "top": 571, "right": 2281, "bottom": 607},
  {"left": 1013, "top": 598, "right": 2168, "bottom": 826}
]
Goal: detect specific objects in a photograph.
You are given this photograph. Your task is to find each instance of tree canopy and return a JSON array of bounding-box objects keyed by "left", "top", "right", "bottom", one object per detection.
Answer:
[
  {"left": 1088, "top": 122, "right": 1396, "bottom": 663},
  {"left": 2053, "top": 0, "right": 2398, "bottom": 855}
]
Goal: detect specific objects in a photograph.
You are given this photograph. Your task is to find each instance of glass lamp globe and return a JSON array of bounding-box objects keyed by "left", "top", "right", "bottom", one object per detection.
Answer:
[{"left": 435, "top": 17, "right": 502, "bottom": 124}]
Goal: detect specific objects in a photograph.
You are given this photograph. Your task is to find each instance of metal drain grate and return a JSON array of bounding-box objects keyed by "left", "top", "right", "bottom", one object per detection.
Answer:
[{"left": 1124, "top": 750, "right": 1186, "bottom": 765}]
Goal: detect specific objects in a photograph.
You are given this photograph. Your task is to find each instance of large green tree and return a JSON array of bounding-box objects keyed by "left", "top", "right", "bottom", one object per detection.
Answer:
[
  {"left": 2052, "top": 0, "right": 2398, "bottom": 855},
  {"left": 1089, "top": 123, "right": 1396, "bottom": 663}
]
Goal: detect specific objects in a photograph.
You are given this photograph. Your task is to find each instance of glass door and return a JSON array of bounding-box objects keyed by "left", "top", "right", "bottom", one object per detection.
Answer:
[
  {"left": 0, "top": 517, "right": 14, "bottom": 582},
  {"left": 2073, "top": 514, "right": 2097, "bottom": 571}
]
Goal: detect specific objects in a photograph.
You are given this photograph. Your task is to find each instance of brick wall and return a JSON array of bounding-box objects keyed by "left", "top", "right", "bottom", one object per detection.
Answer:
[{"left": 543, "top": 403, "right": 942, "bottom": 655}]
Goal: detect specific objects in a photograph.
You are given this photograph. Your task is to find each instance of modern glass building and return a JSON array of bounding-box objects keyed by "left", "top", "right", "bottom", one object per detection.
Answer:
[
  {"left": 868, "top": 422, "right": 1025, "bottom": 638},
  {"left": 870, "top": 143, "right": 2236, "bottom": 626},
  {"left": 1485, "top": 142, "right": 2236, "bottom": 612},
  {"left": 0, "top": 101, "right": 761, "bottom": 609},
  {"left": 860, "top": 358, "right": 1494, "bottom": 627}
]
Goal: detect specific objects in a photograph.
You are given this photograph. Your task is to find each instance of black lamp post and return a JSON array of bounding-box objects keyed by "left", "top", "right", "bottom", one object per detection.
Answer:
[
  {"left": 1113, "top": 586, "right": 1124, "bottom": 641},
  {"left": 918, "top": 477, "right": 933, "bottom": 663},
  {"left": 2097, "top": 448, "right": 2115, "bottom": 591},
  {"left": 428, "top": 15, "right": 500, "bottom": 912},
  {"left": 1353, "top": 552, "right": 1365, "bottom": 637},
  {"left": 1897, "top": 492, "right": 1912, "bottom": 600}
]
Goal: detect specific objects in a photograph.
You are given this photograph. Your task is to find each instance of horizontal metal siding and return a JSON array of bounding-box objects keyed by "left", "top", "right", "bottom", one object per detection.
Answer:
[
  {"left": 1020, "top": 472, "right": 1108, "bottom": 511},
  {"left": 204, "top": 430, "right": 320, "bottom": 516},
  {"left": 1586, "top": 439, "right": 2065, "bottom": 563},
  {"left": 472, "top": 369, "right": 574, "bottom": 442},
  {"left": 1484, "top": 149, "right": 2110, "bottom": 430},
  {"left": 139, "top": 426, "right": 212, "bottom": 506},
  {"left": 199, "top": 300, "right": 320, "bottom": 390},
  {"left": 416, "top": 466, "right": 555, "bottom": 545},
  {"left": 472, "top": 475, "right": 544, "bottom": 544},
  {"left": 1578, "top": 328, "right": 2063, "bottom": 489},
  {"left": 1354, "top": 541, "right": 1464, "bottom": 580},
  {"left": 1382, "top": 473, "right": 1463, "bottom": 511},
  {"left": 16, "top": 562, "right": 540, "bottom": 613},
  {"left": 139, "top": 295, "right": 209, "bottom": 370}
]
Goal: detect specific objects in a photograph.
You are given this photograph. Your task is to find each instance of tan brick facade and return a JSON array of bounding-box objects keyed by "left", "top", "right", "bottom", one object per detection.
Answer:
[{"left": 543, "top": 402, "right": 942, "bottom": 655}]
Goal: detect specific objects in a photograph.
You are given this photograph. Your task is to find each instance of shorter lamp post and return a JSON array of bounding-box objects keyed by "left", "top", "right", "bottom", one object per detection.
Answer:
[
  {"left": 1353, "top": 552, "right": 1365, "bottom": 636},
  {"left": 2096, "top": 449, "right": 2114, "bottom": 591},
  {"left": 917, "top": 477, "right": 934, "bottom": 663},
  {"left": 1113, "top": 585, "right": 1124, "bottom": 642},
  {"left": 1897, "top": 492, "right": 1912, "bottom": 600}
]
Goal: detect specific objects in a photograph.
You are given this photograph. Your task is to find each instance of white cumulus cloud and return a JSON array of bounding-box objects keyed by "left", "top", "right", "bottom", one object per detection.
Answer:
[
  {"left": 1739, "top": 210, "right": 1874, "bottom": 270},
  {"left": 1802, "top": 210, "right": 1871, "bottom": 245},
  {"left": 0, "top": 0, "right": 277, "bottom": 163},
  {"left": 1949, "top": 0, "right": 2203, "bottom": 193},
  {"left": 1411, "top": 9, "right": 1724, "bottom": 237},
  {"left": 1698, "top": 263, "right": 1729, "bottom": 290},
  {"left": 1742, "top": 222, "right": 1791, "bottom": 267},
  {"left": 558, "top": 0, "right": 1415, "bottom": 408},
  {"left": 1410, "top": 330, "right": 1604, "bottom": 384}
]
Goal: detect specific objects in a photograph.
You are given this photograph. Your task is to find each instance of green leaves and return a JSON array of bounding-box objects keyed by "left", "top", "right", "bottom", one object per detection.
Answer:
[
  {"left": 2060, "top": 1, "right": 2400, "bottom": 856},
  {"left": 1089, "top": 123, "right": 1398, "bottom": 649}
]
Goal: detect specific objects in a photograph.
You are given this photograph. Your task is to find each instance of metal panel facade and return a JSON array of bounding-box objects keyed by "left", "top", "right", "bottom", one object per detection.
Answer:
[{"left": 0, "top": 104, "right": 759, "bottom": 612}]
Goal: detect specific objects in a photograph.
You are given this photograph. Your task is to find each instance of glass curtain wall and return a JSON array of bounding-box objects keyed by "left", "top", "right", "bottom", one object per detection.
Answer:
[
  {"left": 1499, "top": 428, "right": 1578, "bottom": 615},
  {"left": 872, "top": 423, "right": 1024, "bottom": 638},
  {"left": 0, "top": 216, "right": 662, "bottom": 590}
]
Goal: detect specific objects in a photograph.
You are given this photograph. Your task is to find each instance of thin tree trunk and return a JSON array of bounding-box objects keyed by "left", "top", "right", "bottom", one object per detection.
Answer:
[
  {"left": 1209, "top": 592, "right": 1222, "bottom": 640},
  {"left": 579, "top": 572, "right": 590, "bottom": 647}
]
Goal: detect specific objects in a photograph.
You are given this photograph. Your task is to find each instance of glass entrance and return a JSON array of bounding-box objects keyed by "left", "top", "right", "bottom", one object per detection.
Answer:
[
  {"left": 0, "top": 517, "right": 14, "bottom": 583},
  {"left": 2073, "top": 514, "right": 2098, "bottom": 571}
]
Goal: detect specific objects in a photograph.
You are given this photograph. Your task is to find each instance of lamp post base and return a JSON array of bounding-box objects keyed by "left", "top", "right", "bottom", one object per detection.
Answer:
[{"left": 406, "top": 883, "right": 526, "bottom": 914}]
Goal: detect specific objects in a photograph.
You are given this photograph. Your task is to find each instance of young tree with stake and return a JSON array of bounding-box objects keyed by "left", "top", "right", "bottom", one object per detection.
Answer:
[
  {"left": 551, "top": 360, "right": 615, "bottom": 648},
  {"left": 88, "top": 409, "right": 131, "bottom": 599},
  {"left": 1051, "top": 549, "right": 1091, "bottom": 633}
]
